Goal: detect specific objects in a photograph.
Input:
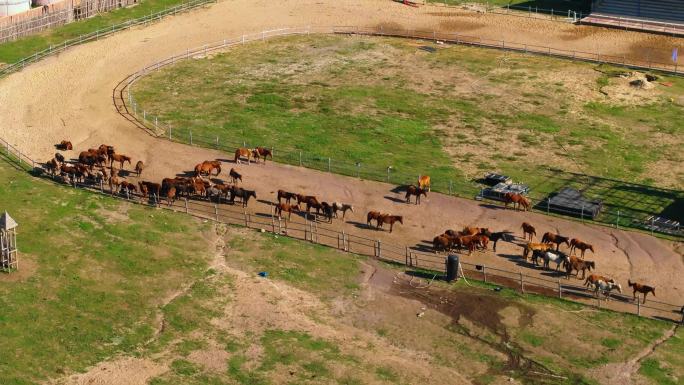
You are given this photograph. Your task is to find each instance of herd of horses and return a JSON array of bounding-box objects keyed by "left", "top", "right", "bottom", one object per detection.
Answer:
[
  {"left": 43, "top": 144, "right": 659, "bottom": 304},
  {"left": 431, "top": 218, "right": 655, "bottom": 303}
]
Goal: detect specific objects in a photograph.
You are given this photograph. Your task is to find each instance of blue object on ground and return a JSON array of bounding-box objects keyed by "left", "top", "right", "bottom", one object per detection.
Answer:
[{"left": 258, "top": 271, "right": 268, "bottom": 278}]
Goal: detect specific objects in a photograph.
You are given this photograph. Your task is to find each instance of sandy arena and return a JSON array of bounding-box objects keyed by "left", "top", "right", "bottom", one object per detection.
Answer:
[{"left": 0, "top": 0, "right": 682, "bottom": 310}]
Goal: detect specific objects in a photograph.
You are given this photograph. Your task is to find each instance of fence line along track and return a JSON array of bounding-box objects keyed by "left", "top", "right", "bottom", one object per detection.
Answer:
[
  {"left": 1, "top": 135, "right": 682, "bottom": 323},
  {"left": 114, "top": 26, "right": 683, "bottom": 239}
]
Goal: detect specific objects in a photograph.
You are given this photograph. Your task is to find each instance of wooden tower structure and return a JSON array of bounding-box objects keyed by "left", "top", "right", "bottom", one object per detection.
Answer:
[{"left": 0, "top": 211, "right": 18, "bottom": 273}]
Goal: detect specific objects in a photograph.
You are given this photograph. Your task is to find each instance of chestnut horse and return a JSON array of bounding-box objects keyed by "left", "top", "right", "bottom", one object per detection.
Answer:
[
  {"left": 195, "top": 160, "right": 221, "bottom": 177},
  {"left": 418, "top": 175, "right": 431, "bottom": 192},
  {"left": 504, "top": 193, "right": 531, "bottom": 211},
  {"left": 570, "top": 238, "right": 594, "bottom": 258},
  {"left": 367, "top": 211, "right": 382, "bottom": 227},
  {"left": 376, "top": 214, "right": 403, "bottom": 233},
  {"left": 234, "top": 148, "right": 252, "bottom": 164},
  {"left": 110, "top": 154, "right": 132, "bottom": 169},
  {"left": 523, "top": 242, "right": 555, "bottom": 261},
  {"left": 139, "top": 181, "right": 162, "bottom": 202},
  {"left": 541, "top": 232, "right": 571, "bottom": 251},
  {"left": 564, "top": 255, "right": 595, "bottom": 280},
  {"left": 462, "top": 226, "right": 490, "bottom": 236},
  {"left": 275, "top": 202, "right": 299, "bottom": 220},
  {"left": 628, "top": 280, "right": 655, "bottom": 304},
  {"left": 520, "top": 222, "right": 536, "bottom": 241},
  {"left": 405, "top": 185, "right": 427, "bottom": 205},
  {"left": 252, "top": 147, "right": 273, "bottom": 164}
]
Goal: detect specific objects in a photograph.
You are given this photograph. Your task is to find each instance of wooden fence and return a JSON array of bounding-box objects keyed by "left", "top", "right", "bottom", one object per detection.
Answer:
[{"left": 1, "top": 0, "right": 168, "bottom": 43}]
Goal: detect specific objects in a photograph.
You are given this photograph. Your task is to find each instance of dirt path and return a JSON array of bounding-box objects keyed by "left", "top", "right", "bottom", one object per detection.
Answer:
[{"left": 0, "top": 0, "right": 682, "bottom": 307}]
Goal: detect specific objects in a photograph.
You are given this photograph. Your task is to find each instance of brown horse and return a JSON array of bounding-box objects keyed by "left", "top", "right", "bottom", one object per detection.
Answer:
[
  {"left": 462, "top": 226, "right": 490, "bottom": 236},
  {"left": 45, "top": 159, "right": 59, "bottom": 175},
  {"left": 54, "top": 153, "right": 65, "bottom": 163},
  {"left": 564, "top": 255, "right": 595, "bottom": 280},
  {"left": 110, "top": 154, "right": 132, "bottom": 169},
  {"left": 332, "top": 202, "right": 354, "bottom": 219},
  {"left": 504, "top": 192, "right": 531, "bottom": 211},
  {"left": 405, "top": 185, "right": 427, "bottom": 205},
  {"left": 541, "top": 232, "right": 571, "bottom": 251},
  {"left": 135, "top": 161, "right": 144, "bottom": 177},
  {"left": 57, "top": 140, "right": 73, "bottom": 151},
  {"left": 367, "top": 211, "right": 382, "bottom": 227},
  {"left": 98, "top": 144, "right": 115, "bottom": 161},
  {"left": 139, "top": 181, "right": 162, "bottom": 202},
  {"left": 195, "top": 160, "right": 221, "bottom": 177},
  {"left": 570, "top": 238, "right": 594, "bottom": 258},
  {"left": 376, "top": 214, "right": 403, "bottom": 233},
  {"left": 277, "top": 190, "right": 297, "bottom": 204},
  {"left": 234, "top": 148, "right": 252, "bottom": 164},
  {"left": 166, "top": 186, "right": 177, "bottom": 207},
  {"left": 229, "top": 168, "right": 242, "bottom": 183},
  {"left": 119, "top": 181, "right": 137, "bottom": 195},
  {"left": 252, "top": 147, "right": 273, "bottom": 164},
  {"left": 628, "top": 280, "right": 655, "bottom": 304},
  {"left": 584, "top": 274, "right": 615, "bottom": 288},
  {"left": 275, "top": 202, "right": 300, "bottom": 220},
  {"left": 520, "top": 222, "right": 536, "bottom": 241},
  {"left": 418, "top": 175, "right": 431, "bottom": 192},
  {"left": 296, "top": 194, "right": 319, "bottom": 207},
  {"left": 109, "top": 175, "right": 121, "bottom": 194}
]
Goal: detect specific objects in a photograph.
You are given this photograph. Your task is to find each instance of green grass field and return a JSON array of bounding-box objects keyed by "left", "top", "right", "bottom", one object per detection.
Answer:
[
  {"left": 131, "top": 35, "right": 684, "bottom": 229},
  {"left": 0, "top": 154, "right": 213, "bottom": 384}
]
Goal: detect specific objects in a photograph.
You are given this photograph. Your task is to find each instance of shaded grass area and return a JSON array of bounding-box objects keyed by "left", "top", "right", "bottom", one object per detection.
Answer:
[
  {"left": 132, "top": 35, "right": 684, "bottom": 231},
  {"left": 0, "top": 0, "right": 203, "bottom": 65},
  {"left": 0, "top": 155, "right": 211, "bottom": 384}
]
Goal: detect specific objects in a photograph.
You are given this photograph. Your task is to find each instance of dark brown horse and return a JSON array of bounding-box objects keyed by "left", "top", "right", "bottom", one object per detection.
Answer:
[
  {"left": 520, "top": 222, "right": 536, "bottom": 241},
  {"left": 195, "top": 160, "right": 221, "bottom": 177},
  {"left": 165, "top": 186, "right": 177, "bottom": 207},
  {"left": 504, "top": 193, "right": 531, "bottom": 211},
  {"left": 332, "top": 202, "right": 353, "bottom": 219},
  {"left": 229, "top": 186, "right": 256, "bottom": 207},
  {"left": 45, "top": 159, "right": 59, "bottom": 175},
  {"left": 570, "top": 238, "right": 594, "bottom": 258},
  {"left": 405, "top": 185, "right": 427, "bottom": 205},
  {"left": 277, "top": 190, "right": 297, "bottom": 204},
  {"left": 296, "top": 194, "right": 319, "bottom": 207},
  {"left": 376, "top": 214, "right": 403, "bottom": 233},
  {"left": 541, "top": 232, "right": 571, "bottom": 251},
  {"left": 135, "top": 161, "right": 144, "bottom": 177},
  {"left": 252, "top": 147, "right": 273, "bottom": 164},
  {"left": 234, "top": 148, "right": 252, "bottom": 164},
  {"left": 275, "top": 202, "right": 299, "bottom": 220},
  {"left": 57, "top": 140, "right": 73, "bottom": 151},
  {"left": 139, "top": 181, "right": 162, "bottom": 202},
  {"left": 229, "top": 168, "right": 242, "bottom": 183},
  {"left": 628, "top": 280, "right": 655, "bottom": 304}
]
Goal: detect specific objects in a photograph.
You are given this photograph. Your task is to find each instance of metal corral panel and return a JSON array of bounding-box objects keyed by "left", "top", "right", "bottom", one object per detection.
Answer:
[
  {"left": 544, "top": 187, "right": 602, "bottom": 219},
  {"left": 0, "top": 0, "right": 30, "bottom": 16}
]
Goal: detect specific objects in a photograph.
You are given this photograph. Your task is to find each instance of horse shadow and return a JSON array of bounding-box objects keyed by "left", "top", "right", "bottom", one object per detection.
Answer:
[
  {"left": 118, "top": 169, "right": 133, "bottom": 177},
  {"left": 539, "top": 270, "right": 567, "bottom": 278},
  {"left": 257, "top": 199, "right": 274, "bottom": 206},
  {"left": 479, "top": 203, "right": 506, "bottom": 211},
  {"left": 209, "top": 177, "right": 226, "bottom": 185},
  {"left": 176, "top": 171, "right": 196, "bottom": 178},
  {"left": 347, "top": 220, "right": 374, "bottom": 230},
  {"left": 410, "top": 244, "right": 435, "bottom": 253},
  {"left": 390, "top": 185, "right": 406, "bottom": 193},
  {"left": 383, "top": 195, "right": 406, "bottom": 204},
  {"left": 498, "top": 253, "right": 535, "bottom": 268}
]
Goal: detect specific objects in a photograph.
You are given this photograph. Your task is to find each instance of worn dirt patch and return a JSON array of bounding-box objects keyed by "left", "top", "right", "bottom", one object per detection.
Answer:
[
  {"left": 55, "top": 357, "right": 167, "bottom": 385},
  {"left": 0, "top": 253, "right": 37, "bottom": 282}
]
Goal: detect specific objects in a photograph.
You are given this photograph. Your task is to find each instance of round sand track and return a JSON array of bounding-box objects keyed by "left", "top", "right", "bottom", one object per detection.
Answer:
[{"left": 0, "top": 0, "right": 682, "bottom": 309}]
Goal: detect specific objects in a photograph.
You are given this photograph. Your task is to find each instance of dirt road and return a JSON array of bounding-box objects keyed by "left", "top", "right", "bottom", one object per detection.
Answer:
[{"left": 0, "top": 0, "right": 682, "bottom": 305}]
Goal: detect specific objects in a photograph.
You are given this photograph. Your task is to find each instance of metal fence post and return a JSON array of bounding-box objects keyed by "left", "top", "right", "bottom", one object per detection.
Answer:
[
  {"left": 190, "top": 130, "right": 193, "bottom": 145},
  {"left": 482, "top": 264, "right": 487, "bottom": 283},
  {"left": 328, "top": 157, "right": 331, "bottom": 172},
  {"left": 637, "top": 300, "right": 641, "bottom": 316},
  {"left": 520, "top": 271, "right": 524, "bottom": 293},
  {"left": 377, "top": 240, "right": 381, "bottom": 258},
  {"left": 214, "top": 203, "right": 219, "bottom": 221},
  {"left": 449, "top": 180, "right": 453, "bottom": 195},
  {"left": 169, "top": 127, "right": 172, "bottom": 140},
  {"left": 299, "top": 151, "right": 302, "bottom": 167},
  {"left": 558, "top": 280, "right": 562, "bottom": 298},
  {"left": 184, "top": 198, "right": 188, "bottom": 213},
  {"left": 616, "top": 210, "right": 620, "bottom": 229}
]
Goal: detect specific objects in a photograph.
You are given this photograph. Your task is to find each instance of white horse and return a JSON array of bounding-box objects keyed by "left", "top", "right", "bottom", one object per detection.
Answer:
[
  {"left": 332, "top": 202, "right": 354, "bottom": 219},
  {"left": 592, "top": 280, "right": 622, "bottom": 300},
  {"left": 533, "top": 250, "right": 568, "bottom": 271}
]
